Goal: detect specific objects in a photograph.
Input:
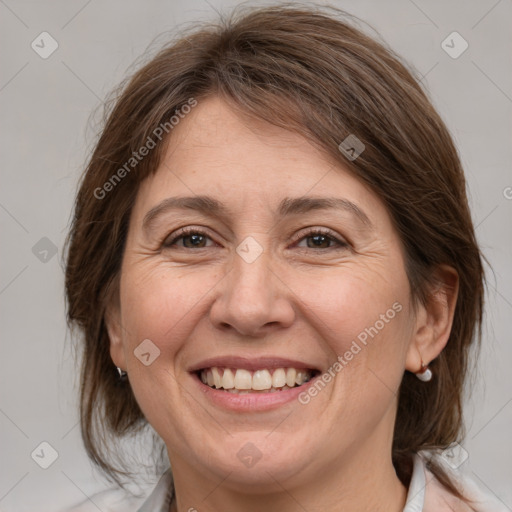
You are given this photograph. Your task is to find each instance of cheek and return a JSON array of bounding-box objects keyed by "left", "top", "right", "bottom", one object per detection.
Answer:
[
  {"left": 120, "top": 264, "right": 220, "bottom": 346},
  {"left": 117, "top": 266, "right": 217, "bottom": 436},
  {"left": 291, "top": 267, "right": 411, "bottom": 375}
]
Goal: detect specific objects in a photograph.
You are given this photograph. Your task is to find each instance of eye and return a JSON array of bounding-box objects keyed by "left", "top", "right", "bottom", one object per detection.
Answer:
[
  {"left": 162, "top": 227, "right": 215, "bottom": 249},
  {"left": 292, "top": 228, "right": 348, "bottom": 250},
  {"left": 162, "top": 227, "right": 349, "bottom": 251}
]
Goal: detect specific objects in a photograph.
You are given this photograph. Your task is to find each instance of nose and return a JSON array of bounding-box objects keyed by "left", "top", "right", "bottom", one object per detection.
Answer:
[{"left": 209, "top": 247, "right": 296, "bottom": 338}]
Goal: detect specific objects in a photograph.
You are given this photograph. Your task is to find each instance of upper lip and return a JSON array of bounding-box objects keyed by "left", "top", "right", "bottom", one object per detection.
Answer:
[{"left": 188, "top": 356, "right": 321, "bottom": 373}]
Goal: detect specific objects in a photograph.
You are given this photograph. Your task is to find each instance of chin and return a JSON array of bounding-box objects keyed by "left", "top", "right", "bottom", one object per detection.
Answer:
[{"left": 195, "top": 433, "right": 317, "bottom": 490}]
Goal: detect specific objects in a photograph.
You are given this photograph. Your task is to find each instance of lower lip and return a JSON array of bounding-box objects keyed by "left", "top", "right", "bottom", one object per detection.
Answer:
[{"left": 192, "top": 373, "right": 318, "bottom": 412}]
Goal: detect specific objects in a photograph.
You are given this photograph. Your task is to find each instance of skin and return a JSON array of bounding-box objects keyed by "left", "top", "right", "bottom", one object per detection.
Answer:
[{"left": 106, "top": 96, "right": 458, "bottom": 512}]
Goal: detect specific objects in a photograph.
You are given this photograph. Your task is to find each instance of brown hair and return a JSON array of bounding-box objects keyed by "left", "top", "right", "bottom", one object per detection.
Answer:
[{"left": 64, "top": 3, "right": 484, "bottom": 500}]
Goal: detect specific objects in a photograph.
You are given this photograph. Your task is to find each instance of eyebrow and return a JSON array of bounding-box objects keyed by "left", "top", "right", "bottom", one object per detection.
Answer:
[{"left": 142, "top": 195, "right": 373, "bottom": 232}]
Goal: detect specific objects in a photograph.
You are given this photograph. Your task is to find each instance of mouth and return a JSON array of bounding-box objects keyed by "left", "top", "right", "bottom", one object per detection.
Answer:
[{"left": 195, "top": 367, "right": 320, "bottom": 394}]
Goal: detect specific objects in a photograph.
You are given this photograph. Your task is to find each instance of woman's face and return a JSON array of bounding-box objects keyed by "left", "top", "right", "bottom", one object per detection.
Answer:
[{"left": 108, "top": 96, "right": 421, "bottom": 489}]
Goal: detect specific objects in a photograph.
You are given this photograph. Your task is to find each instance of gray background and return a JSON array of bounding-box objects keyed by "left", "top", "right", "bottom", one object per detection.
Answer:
[{"left": 1, "top": 0, "right": 511, "bottom": 510}]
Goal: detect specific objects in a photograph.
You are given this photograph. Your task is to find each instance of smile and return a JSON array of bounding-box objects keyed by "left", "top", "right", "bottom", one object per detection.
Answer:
[{"left": 198, "top": 367, "right": 318, "bottom": 393}]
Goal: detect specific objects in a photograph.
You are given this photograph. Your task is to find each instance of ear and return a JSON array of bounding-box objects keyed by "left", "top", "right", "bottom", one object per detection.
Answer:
[
  {"left": 104, "top": 285, "right": 127, "bottom": 372},
  {"left": 405, "top": 264, "right": 459, "bottom": 373}
]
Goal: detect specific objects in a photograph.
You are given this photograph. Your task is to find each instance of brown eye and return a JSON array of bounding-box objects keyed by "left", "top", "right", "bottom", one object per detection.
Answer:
[
  {"left": 306, "top": 234, "right": 332, "bottom": 249},
  {"left": 180, "top": 233, "right": 208, "bottom": 248},
  {"left": 294, "top": 229, "right": 348, "bottom": 250},
  {"left": 163, "top": 228, "right": 214, "bottom": 249}
]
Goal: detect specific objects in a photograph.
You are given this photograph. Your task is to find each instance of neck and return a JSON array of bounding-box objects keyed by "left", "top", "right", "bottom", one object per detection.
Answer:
[{"left": 168, "top": 442, "right": 408, "bottom": 512}]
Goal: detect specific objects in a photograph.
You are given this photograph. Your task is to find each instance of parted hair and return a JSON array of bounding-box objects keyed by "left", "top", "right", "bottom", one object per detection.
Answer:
[{"left": 64, "top": 3, "right": 484, "bottom": 499}]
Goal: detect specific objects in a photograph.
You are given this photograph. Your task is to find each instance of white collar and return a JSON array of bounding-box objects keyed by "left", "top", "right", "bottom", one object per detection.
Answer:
[
  {"left": 403, "top": 453, "right": 427, "bottom": 512},
  {"left": 136, "top": 468, "right": 173, "bottom": 512}
]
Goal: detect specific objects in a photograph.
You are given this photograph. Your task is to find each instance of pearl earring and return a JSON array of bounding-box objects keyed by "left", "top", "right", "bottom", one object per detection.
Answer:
[
  {"left": 416, "top": 360, "right": 432, "bottom": 382},
  {"left": 117, "top": 367, "right": 127, "bottom": 380}
]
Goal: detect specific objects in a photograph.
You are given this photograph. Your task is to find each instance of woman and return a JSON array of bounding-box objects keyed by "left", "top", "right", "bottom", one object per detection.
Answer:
[{"left": 64, "top": 4, "right": 505, "bottom": 511}]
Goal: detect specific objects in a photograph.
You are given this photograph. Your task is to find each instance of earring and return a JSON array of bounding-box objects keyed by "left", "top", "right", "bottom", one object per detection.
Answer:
[
  {"left": 416, "top": 360, "right": 432, "bottom": 382},
  {"left": 117, "top": 367, "right": 127, "bottom": 380}
]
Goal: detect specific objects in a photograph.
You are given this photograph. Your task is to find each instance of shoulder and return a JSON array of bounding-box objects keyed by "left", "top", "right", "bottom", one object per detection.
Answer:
[
  {"left": 63, "top": 487, "right": 146, "bottom": 512},
  {"left": 423, "top": 465, "right": 475, "bottom": 512},
  {"left": 63, "top": 470, "right": 173, "bottom": 512},
  {"left": 418, "top": 451, "right": 508, "bottom": 512}
]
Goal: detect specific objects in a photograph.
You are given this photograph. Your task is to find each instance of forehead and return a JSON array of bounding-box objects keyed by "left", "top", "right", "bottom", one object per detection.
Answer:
[{"left": 132, "top": 96, "right": 391, "bottom": 227}]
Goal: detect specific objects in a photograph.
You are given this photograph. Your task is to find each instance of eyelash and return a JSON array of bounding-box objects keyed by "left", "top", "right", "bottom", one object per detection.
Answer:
[{"left": 162, "top": 226, "right": 349, "bottom": 251}]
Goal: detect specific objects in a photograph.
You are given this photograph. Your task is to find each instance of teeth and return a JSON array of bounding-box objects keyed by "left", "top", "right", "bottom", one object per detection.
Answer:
[
  {"left": 272, "top": 368, "right": 286, "bottom": 388},
  {"left": 253, "top": 369, "right": 272, "bottom": 390},
  {"left": 229, "top": 385, "right": 293, "bottom": 394},
  {"left": 200, "top": 367, "right": 314, "bottom": 392},
  {"left": 234, "top": 369, "right": 252, "bottom": 389},
  {"left": 222, "top": 368, "right": 235, "bottom": 389},
  {"left": 286, "top": 368, "right": 297, "bottom": 387},
  {"left": 295, "top": 370, "right": 307, "bottom": 385},
  {"left": 212, "top": 367, "right": 222, "bottom": 388}
]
